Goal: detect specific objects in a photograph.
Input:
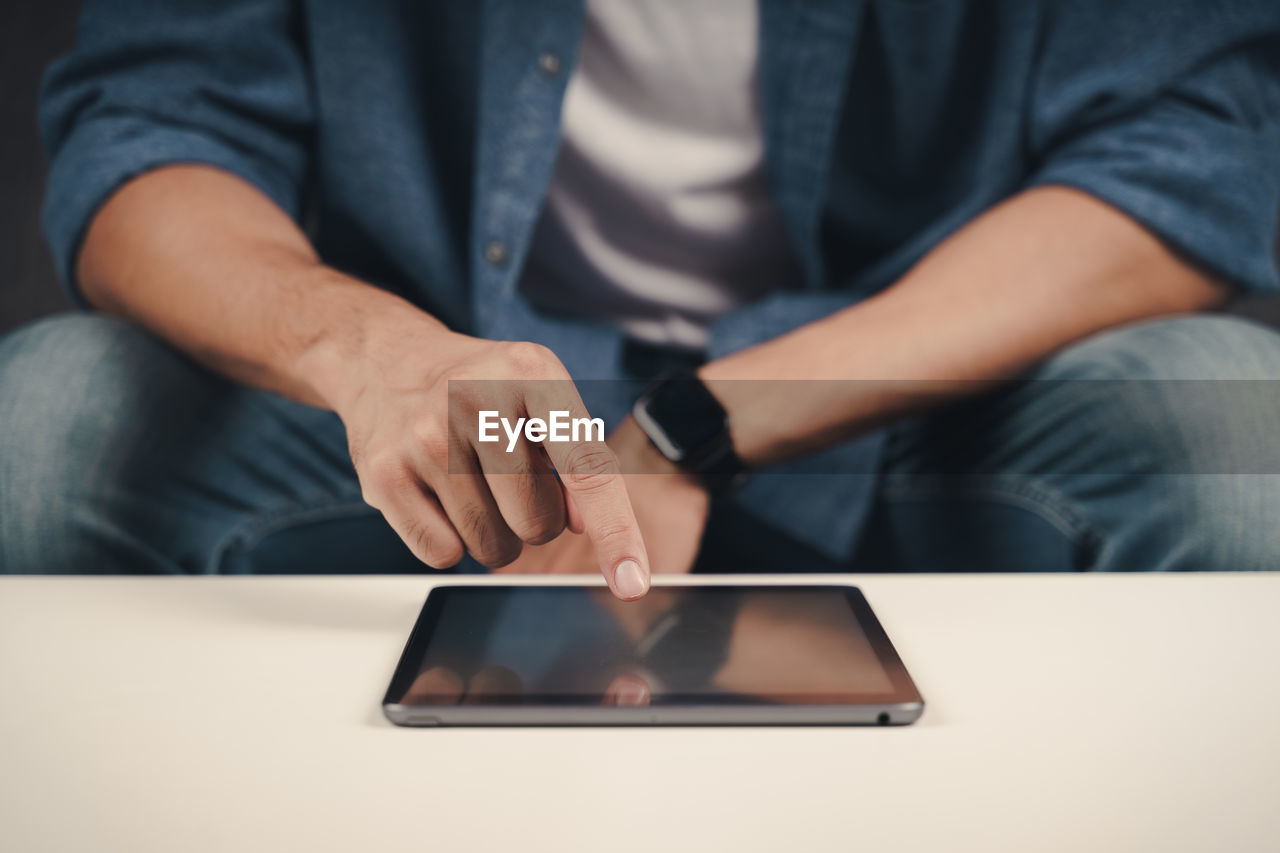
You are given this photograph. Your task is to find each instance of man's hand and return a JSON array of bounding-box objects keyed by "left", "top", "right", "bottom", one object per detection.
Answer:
[
  {"left": 498, "top": 417, "right": 710, "bottom": 578},
  {"left": 324, "top": 314, "right": 652, "bottom": 599},
  {"left": 78, "top": 167, "right": 651, "bottom": 597}
]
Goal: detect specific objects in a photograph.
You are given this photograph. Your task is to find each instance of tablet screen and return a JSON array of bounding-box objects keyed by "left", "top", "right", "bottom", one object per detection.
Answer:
[{"left": 385, "top": 585, "right": 919, "bottom": 708}]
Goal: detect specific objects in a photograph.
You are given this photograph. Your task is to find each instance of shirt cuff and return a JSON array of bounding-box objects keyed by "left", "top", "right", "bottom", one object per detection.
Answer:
[
  {"left": 41, "top": 115, "right": 304, "bottom": 305},
  {"left": 1026, "top": 105, "right": 1280, "bottom": 297}
]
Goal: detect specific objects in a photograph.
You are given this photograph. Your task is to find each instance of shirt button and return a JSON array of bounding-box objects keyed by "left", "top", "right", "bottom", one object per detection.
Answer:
[
  {"left": 537, "top": 51, "right": 562, "bottom": 76},
  {"left": 484, "top": 240, "right": 509, "bottom": 266}
]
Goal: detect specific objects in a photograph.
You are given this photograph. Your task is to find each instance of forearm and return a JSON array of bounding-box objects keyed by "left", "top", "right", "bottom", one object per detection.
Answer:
[
  {"left": 702, "top": 186, "right": 1230, "bottom": 464},
  {"left": 77, "top": 164, "right": 444, "bottom": 410},
  {"left": 79, "top": 164, "right": 652, "bottom": 590}
]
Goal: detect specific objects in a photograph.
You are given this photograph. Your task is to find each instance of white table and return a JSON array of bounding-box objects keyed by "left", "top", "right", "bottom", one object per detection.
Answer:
[{"left": 1, "top": 574, "right": 1277, "bottom": 853}]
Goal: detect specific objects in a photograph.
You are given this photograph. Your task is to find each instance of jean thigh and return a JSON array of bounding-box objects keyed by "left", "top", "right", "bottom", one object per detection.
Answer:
[
  {"left": 867, "top": 317, "right": 1280, "bottom": 572},
  {"left": 0, "top": 315, "right": 421, "bottom": 573}
]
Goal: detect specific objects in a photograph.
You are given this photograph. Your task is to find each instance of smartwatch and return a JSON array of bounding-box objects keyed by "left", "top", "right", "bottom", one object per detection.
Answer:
[{"left": 631, "top": 370, "right": 746, "bottom": 490}]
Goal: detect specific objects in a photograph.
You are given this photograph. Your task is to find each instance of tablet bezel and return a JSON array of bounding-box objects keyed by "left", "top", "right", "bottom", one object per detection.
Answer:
[{"left": 382, "top": 582, "right": 925, "bottom": 726}]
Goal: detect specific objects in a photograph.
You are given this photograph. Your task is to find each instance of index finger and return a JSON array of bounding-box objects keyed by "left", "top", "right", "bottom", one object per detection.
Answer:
[{"left": 528, "top": 386, "right": 650, "bottom": 600}]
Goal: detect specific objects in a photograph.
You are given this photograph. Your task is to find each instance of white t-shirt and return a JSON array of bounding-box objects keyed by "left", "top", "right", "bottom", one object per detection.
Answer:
[{"left": 519, "top": 0, "right": 800, "bottom": 351}]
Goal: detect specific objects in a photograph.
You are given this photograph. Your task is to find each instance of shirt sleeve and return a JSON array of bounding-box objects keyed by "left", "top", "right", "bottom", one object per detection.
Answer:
[
  {"left": 38, "top": 0, "right": 315, "bottom": 300},
  {"left": 1026, "top": 0, "right": 1280, "bottom": 295}
]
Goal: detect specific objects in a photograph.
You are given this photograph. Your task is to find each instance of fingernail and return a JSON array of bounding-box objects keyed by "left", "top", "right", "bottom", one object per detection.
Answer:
[{"left": 613, "top": 559, "right": 649, "bottom": 599}]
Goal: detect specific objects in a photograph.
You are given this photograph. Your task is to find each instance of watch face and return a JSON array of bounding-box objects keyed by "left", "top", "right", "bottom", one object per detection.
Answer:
[{"left": 641, "top": 377, "right": 727, "bottom": 459}]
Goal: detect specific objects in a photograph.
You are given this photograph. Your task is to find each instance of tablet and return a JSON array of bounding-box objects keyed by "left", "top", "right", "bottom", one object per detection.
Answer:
[{"left": 382, "top": 583, "right": 924, "bottom": 726}]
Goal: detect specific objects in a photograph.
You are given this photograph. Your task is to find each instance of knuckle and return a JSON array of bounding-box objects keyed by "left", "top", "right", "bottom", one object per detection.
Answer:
[
  {"left": 505, "top": 341, "right": 551, "bottom": 370},
  {"left": 590, "top": 516, "right": 636, "bottom": 549},
  {"left": 363, "top": 453, "right": 413, "bottom": 498},
  {"left": 560, "top": 443, "right": 621, "bottom": 492},
  {"left": 358, "top": 474, "right": 381, "bottom": 507},
  {"left": 424, "top": 537, "right": 465, "bottom": 569},
  {"left": 458, "top": 503, "right": 521, "bottom": 568},
  {"left": 502, "top": 463, "right": 564, "bottom": 544},
  {"left": 504, "top": 341, "right": 565, "bottom": 379},
  {"left": 415, "top": 426, "right": 453, "bottom": 465},
  {"left": 473, "top": 542, "right": 522, "bottom": 569},
  {"left": 514, "top": 459, "right": 552, "bottom": 496},
  {"left": 407, "top": 520, "right": 462, "bottom": 569},
  {"left": 405, "top": 520, "right": 433, "bottom": 561},
  {"left": 511, "top": 503, "right": 566, "bottom": 545}
]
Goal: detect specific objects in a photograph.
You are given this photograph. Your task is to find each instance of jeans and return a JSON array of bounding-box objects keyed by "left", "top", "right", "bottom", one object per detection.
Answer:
[{"left": 2, "top": 313, "right": 1279, "bottom": 573}]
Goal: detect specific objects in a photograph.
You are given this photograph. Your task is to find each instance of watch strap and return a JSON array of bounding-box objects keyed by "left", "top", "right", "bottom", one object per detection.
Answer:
[{"left": 634, "top": 370, "right": 746, "bottom": 492}]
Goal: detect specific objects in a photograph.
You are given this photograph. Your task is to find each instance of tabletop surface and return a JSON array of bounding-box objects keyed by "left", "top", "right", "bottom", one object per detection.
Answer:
[{"left": 1, "top": 573, "right": 1277, "bottom": 853}]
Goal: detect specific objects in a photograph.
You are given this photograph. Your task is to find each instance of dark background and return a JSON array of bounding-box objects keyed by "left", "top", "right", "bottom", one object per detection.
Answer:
[
  {"left": 3, "top": 1, "right": 1277, "bottom": 335},
  {"left": 2, "top": 1, "right": 78, "bottom": 332}
]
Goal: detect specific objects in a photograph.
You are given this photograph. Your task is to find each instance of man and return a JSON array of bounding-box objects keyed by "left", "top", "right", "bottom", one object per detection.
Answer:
[{"left": 3, "top": 0, "right": 1280, "bottom": 584}]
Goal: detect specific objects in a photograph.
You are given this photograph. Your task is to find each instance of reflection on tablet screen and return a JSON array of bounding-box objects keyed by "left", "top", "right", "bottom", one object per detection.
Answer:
[{"left": 394, "top": 586, "right": 897, "bottom": 707}]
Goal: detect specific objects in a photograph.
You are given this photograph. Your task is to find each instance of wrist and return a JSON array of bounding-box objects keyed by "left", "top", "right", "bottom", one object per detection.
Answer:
[
  {"left": 291, "top": 268, "right": 455, "bottom": 415},
  {"left": 611, "top": 417, "right": 708, "bottom": 493},
  {"left": 696, "top": 354, "right": 811, "bottom": 468}
]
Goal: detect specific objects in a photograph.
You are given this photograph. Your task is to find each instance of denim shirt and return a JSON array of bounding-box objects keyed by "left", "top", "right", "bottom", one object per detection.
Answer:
[{"left": 39, "top": 1, "right": 1280, "bottom": 560}]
